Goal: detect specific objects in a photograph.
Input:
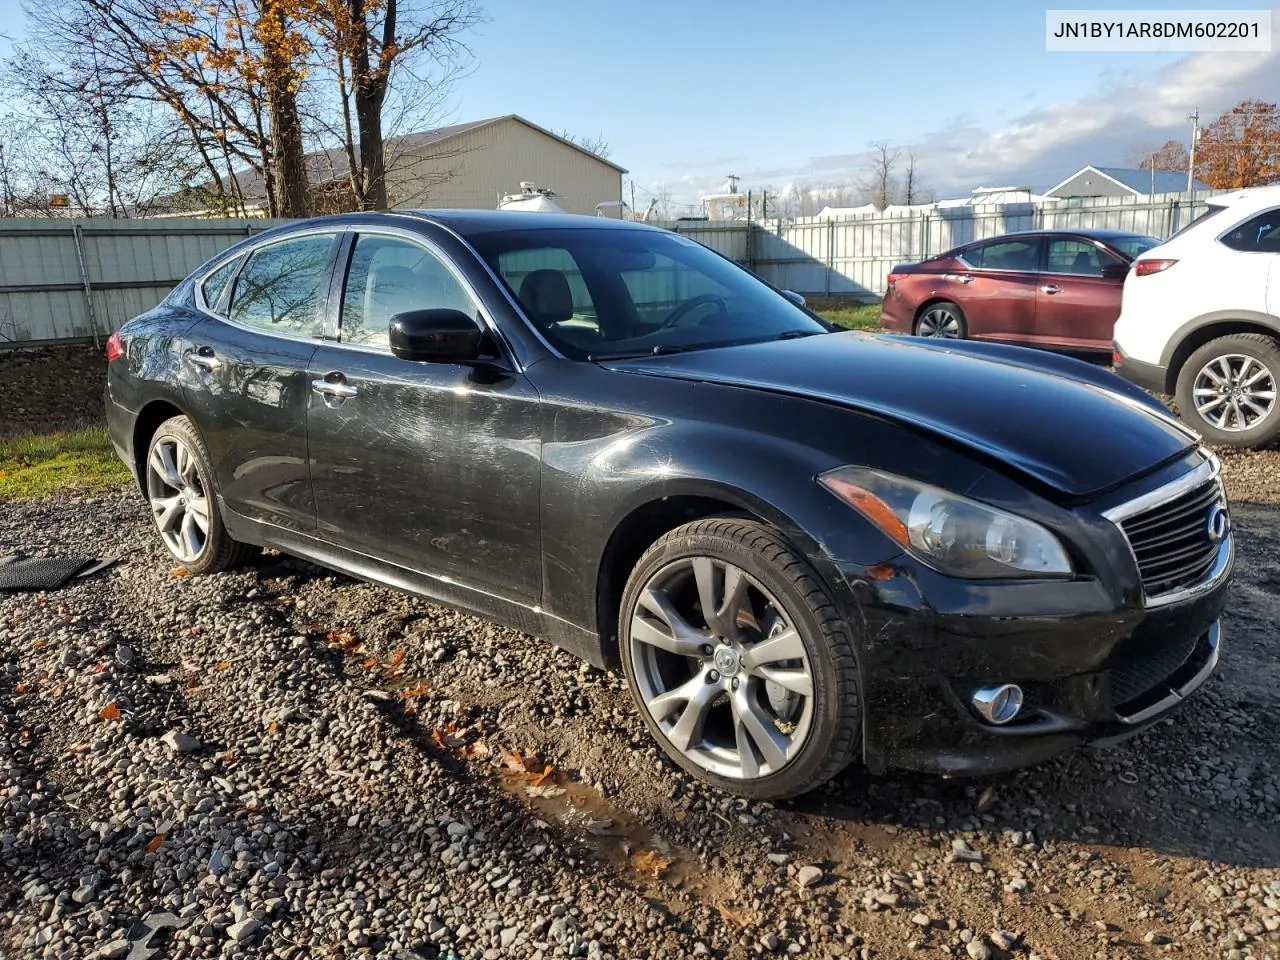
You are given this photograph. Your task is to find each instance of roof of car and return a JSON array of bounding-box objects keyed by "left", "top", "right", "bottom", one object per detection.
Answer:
[
  {"left": 395, "top": 209, "right": 659, "bottom": 236},
  {"left": 961, "top": 228, "right": 1153, "bottom": 244}
]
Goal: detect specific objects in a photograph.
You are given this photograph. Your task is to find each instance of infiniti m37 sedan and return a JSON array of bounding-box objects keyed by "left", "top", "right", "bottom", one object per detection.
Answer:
[{"left": 105, "top": 211, "right": 1232, "bottom": 799}]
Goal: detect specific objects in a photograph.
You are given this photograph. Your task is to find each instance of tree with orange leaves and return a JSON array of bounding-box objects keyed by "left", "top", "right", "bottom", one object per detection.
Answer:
[{"left": 1195, "top": 100, "right": 1280, "bottom": 190}]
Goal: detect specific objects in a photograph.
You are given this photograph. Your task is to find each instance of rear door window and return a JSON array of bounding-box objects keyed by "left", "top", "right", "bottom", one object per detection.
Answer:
[
  {"left": 1045, "top": 239, "right": 1124, "bottom": 277},
  {"left": 975, "top": 238, "right": 1042, "bottom": 272},
  {"left": 228, "top": 234, "right": 338, "bottom": 337}
]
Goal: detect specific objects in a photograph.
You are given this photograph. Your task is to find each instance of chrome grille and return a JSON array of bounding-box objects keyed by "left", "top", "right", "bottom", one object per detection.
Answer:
[{"left": 1117, "top": 477, "right": 1225, "bottom": 600}]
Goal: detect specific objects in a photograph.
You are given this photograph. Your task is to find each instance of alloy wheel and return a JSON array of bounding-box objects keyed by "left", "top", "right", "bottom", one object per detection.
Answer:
[
  {"left": 1192, "top": 354, "right": 1277, "bottom": 432},
  {"left": 916, "top": 306, "right": 961, "bottom": 338},
  {"left": 145, "top": 436, "right": 211, "bottom": 563},
  {"left": 626, "top": 557, "right": 814, "bottom": 780}
]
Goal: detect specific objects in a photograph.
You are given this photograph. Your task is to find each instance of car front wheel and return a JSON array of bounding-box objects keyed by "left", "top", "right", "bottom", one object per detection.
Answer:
[
  {"left": 1176, "top": 333, "right": 1280, "bottom": 448},
  {"left": 619, "top": 518, "right": 861, "bottom": 799},
  {"left": 145, "top": 416, "right": 253, "bottom": 573}
]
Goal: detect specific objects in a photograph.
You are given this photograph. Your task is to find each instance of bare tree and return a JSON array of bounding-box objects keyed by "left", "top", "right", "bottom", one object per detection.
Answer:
[
  {"left": 1128, "top": 139, "right": 1190, "bottom": 172},
  {"left": 559, "top": 129, "right": 612, "bottom": 160},
  {"left": 860, "top": 141, "right": 899, "bottom": 209},
  {"left": 901, "top": 148, "right": 933, "bottom": 205}
]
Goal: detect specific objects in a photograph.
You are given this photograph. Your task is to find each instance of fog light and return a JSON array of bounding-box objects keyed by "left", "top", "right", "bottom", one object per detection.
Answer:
[{"left": 971, "top": 684, "right": 1023, "bottom": 725}]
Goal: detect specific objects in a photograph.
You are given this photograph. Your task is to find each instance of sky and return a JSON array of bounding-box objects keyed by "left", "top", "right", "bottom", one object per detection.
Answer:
[{"left": 2, "top": 0, "right": 1277, "bottom": 210}]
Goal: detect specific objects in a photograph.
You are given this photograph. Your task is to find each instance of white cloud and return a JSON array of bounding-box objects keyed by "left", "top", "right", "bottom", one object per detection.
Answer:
[{"left": 653, "top": 35, "right": 1280, "bottom": 206}]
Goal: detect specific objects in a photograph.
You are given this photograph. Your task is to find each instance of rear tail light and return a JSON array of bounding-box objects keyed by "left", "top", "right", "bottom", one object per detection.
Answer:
[
  {"left": 106, "top": 331, "right": 124, "bottom": 362},
  {"left": 887, "top": 273, "right": 902, "bottom": 287},
  {"left": 1134, "top": 259, "right": 1177, "bottom": 276},
  {"left": 1112, "top": 350, "right": 1122, "bottom": 366}
]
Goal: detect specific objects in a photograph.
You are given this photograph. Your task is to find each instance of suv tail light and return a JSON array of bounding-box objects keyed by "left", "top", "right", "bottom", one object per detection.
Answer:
[
  {"left": 106, "top": 331, "right": 124, "bottom": 362},
  {"left": 1134, "top": 258, "right": 1177, "bottom": 276},
  {"left": 886, "top": 273, "right": 902, "bottom": 287}
]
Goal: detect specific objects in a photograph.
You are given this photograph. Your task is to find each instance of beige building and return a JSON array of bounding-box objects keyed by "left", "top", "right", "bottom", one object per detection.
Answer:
[
  {"left": 381, "top": 115, "right": 625, "bottom": 215},
  {"left": 165, "top": 114, "right": 625, "bottom": 218}
]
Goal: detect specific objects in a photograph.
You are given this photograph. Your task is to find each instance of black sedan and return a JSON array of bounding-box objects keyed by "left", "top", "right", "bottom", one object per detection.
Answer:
[{"left": 104, "top": 211, "right": 1232, "bottom": 799}]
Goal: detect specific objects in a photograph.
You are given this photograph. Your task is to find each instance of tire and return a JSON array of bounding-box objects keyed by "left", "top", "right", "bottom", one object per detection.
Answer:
[
  {"left": 618, "top": 518, "right": 861, "bottom": 799},
  {"left": 914, "top": 300, "right": 967, "bottom": 339},
  {"left": 144, "top": 416, "right": 254, "bottom": 574},
  {"left": 1175, "top": 334, "right": 1280, "bottom": 449}
]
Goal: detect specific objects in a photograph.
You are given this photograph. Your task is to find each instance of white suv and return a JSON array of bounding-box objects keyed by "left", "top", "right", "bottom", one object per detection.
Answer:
[{"left": 1113, "top": 185, "right": 1280, "bottom": 448}]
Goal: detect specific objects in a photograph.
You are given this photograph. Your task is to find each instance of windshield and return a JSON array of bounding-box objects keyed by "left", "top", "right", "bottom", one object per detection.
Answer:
[
  {"left": 1109, "top": 235, "right": 1161, "bottom": 259},
  {"left": 469, "top": 227, "right": 829, "bottom": 360}
]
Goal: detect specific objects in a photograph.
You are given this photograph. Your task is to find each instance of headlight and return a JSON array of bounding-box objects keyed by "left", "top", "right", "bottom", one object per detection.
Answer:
[{"left": 819, "top": 467, "right": 1073, "bottom": 579}]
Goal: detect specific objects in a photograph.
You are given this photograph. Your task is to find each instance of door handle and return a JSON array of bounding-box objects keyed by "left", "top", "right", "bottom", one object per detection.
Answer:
[
  {"left": 311, "top": 377, "right": 358, "bottom": 399},
  {"left": 1040, "top": 285, "right": 1061, "bottom": 295},
  {"left": 187, "top": 347, "right": 222, "bottom": 370},
  {"left": 944, "top": 274, "right": 974, "bottom": 283}
]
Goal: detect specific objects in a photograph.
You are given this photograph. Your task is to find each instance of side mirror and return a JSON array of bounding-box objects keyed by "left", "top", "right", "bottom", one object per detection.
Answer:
[
  {"left": 781, "top": 289, "right": 806, "bottom": 307},
  {"left": 389, "top": 309, "right": 485, "bottom": 363},
  {"left": 1102, "top": 263, "right": 1130, "bottom": 281}
]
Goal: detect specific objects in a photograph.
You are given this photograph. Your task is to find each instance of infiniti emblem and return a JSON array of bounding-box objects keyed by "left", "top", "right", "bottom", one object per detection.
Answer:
[{"left": 1206, "top": 503, "right": 1230, "bottom": 543}]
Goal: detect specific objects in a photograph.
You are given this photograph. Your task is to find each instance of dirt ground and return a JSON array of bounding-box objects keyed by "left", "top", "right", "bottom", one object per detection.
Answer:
[{"left": 1, "top": 345, "right": 1278, "bottom": 960}]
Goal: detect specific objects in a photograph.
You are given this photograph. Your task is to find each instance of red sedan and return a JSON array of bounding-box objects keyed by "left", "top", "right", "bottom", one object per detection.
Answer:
[{"left": 880, "top": 230, "right": 1159, "bottom": 353}]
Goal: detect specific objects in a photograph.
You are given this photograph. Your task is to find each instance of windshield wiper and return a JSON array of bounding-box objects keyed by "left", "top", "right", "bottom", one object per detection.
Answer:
[
  {"left": 589, "top": 344, "right": 693, "bottom": 362},
  {"left": 776, "top": 329, "right": 827, "bottom": 340}
]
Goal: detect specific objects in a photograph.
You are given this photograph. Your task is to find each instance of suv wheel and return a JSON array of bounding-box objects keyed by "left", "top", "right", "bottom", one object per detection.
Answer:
[
  {"left": 1176, "top": 333, "right": 1280, "bottom": 448},
  {"left": 618, "top": 518, "right": 861, "bottom": 799}
]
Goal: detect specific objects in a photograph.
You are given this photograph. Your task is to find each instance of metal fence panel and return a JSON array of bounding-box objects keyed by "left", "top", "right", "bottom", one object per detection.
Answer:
[
  {"left": 0, "top": 194, "right": 1221, "bottom": 347},
  {"left": 0, "top": 219, "right": 283, "bottom": 347}
]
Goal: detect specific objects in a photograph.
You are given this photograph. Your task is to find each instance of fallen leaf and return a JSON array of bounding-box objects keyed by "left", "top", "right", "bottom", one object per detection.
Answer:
[
  {"left": 147, "top": 834, "right": 165, "bottom": 853},
  {"left": 98, "top": 702, "right": 121, "bottom": 721},
  {"left": 525, "top": 785, "right": 566, "bottom": 799},
  {"left": 397, "top": 681, "right": 430, "bottom": 699},
  {"left": 267, "top": 721, "right": 280, "bottom": 733},
  {"left": 214, "top": 750, "right": 236, "bottom": 764},
  {"left": 715, "top": 902, "right": 752, "bottom": 928},
  {"left": 32, "top": 640, "right": 47, "bottom": 650},
  {"left": 432, "top": 724, "right": 467, "bottom": 750},
  {"left": 569, "top": 795, "right": 588, "bottom": 809},
  {"left": 169, "top": 567, "right": 190, "bottom": 578},
  {"left": 630, "top": 849, "right": 671, "bottom": 879},
  {"left": 386, "top": 649, "right": 406, "bottom": 669},
  {"left": 460, "top": 739, "right": 491, "bottom": 759},
  {"left": 214, "top": 661, "right": 231, "bottom": 672},
  {"left": 15, "top": 682, "right": 28, "bottom": 694}
]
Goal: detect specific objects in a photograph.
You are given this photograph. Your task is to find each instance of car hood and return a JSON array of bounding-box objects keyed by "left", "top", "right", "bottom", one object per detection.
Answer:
[{"left": 604, "top": 332, "right": 1197, "bottom": 498}]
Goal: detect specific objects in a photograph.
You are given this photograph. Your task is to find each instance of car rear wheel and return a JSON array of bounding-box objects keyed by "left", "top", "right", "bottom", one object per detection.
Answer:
[
  {"left": 1176, "top": 334, "right": 1280, "bottom": 449},
  {"left": 915, "top": 301, "right": 966, "bottom": 339},
  {"left": 619, "top": 518, "right": 861, "bottom": 799},
  {"left": 145, "top": 416, "right": 254, "bottom": 573}
]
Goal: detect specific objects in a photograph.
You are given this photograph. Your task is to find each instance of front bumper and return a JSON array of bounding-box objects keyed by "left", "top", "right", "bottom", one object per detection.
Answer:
[
  {"left": 840, "top": 539, "right": 1231, "bottom": 777},
  {"left": 1112, "top": 342, "right": 1168, "bottom": 394}
]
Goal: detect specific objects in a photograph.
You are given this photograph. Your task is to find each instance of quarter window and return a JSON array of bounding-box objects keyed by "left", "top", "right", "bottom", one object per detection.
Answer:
[
  {"left": 228, "top": 234, "right": 337, "bottom": 336},
  {"left": 201, "top": 257, "right": 241, "bottom": 312},
  {"left": 1045, "top": 239, "right": 1123, "bottom": 277},
  {"left": 339, "top": 235, "right": 477, "bottom": 349},
  {"left": 1220, "top": 209, "right": 1280, "bottom": 253}
]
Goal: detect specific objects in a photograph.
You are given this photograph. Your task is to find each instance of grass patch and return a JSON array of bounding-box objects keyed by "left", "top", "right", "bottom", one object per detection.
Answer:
[
  {"left": 0, "top": 426, "right": 132, "bottom": 499},
  {"left": 813, "top": 302, "right": 883, "bottom": 331}
]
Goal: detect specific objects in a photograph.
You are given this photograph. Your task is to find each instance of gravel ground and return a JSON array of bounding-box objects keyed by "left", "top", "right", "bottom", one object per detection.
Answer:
[{"left": 1, "top": 347, "right": 1278, "bottom": 960}]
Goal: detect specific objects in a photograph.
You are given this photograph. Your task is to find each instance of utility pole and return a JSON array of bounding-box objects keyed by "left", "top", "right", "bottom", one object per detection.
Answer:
[
  {"left": 1187, "top": 110, "right": 1200, "bottom": 193},
  {"left": 630, "top": 180, "right": 636, "bottom": 222}
]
